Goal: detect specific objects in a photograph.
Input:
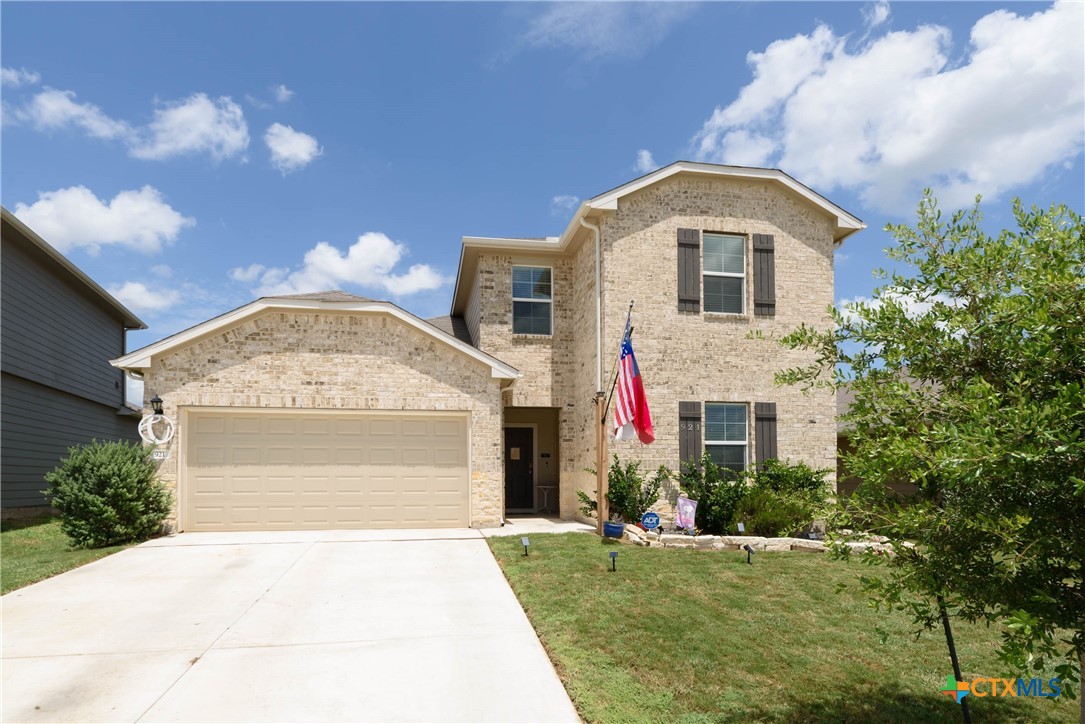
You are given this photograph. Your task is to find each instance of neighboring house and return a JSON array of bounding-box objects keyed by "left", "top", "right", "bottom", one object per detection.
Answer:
[
  {"left": 836, "top": 386, "right": 919, "bottom": 498},
  {"left": 1, "top": 208, "right": 146, "bottom": 517},
  {"left": 110, "top": 162, "right": 864, "bottom": 532}
]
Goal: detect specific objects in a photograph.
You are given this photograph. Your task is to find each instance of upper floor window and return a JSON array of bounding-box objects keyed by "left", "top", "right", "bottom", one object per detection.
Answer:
[
  {"left": 703, "top": 233, "right": 745, "bottom": 314},
  {"left": 512, "top": 265, "right": 552, "bottom": 335},
  {"left": 705, "top": 402, "right": 747, "bottom": 473}
]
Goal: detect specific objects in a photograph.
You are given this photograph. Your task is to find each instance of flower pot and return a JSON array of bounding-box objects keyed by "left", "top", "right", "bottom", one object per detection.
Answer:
[{"left": 603, "top": 522, "right": 625, "bottom": 539}]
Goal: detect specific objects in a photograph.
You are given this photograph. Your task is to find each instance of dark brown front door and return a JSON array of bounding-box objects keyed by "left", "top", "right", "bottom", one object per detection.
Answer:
[{"left": 504, "top": 427, "right": 534, "bottom": 511}]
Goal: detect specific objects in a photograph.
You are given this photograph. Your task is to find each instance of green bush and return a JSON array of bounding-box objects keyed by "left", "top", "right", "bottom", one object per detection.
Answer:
[
  {"left": 736, "top": 459, "right": 833, "bottom": 536},
  {"left": 734, "top": 489, "right": 813, "bottom": 537},
  {"left": 44, "top": 440, "right": 172, "bottom": 548},
  {"left": 579, "top": 455, "right": 670, "bottom": 523},
  {"left": 677, "top": 450, "right": 747, "bottom": 534}
]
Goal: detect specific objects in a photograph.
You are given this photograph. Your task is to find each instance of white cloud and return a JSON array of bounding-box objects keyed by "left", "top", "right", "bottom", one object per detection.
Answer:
[
  {"left": 13, "top": 185, "right": 195, "bottom": 254},
  {"left": 241, "top": 233, "right": 449, "bottom": 298},
  {"left": 839, "top": 290, "right": 957, "bottom": 325},
  {"left": 151, "top": 264, "right": 173, "bottom": 278},
  {"left": 244, "top": 94, "right": 271, "bottom": 110},
  {"left": 550, "top": 194, "right": 580, "bottom": 215},
  {"left": 1, "top": 67, "right": 41, "bottom": 87},
  {"left": 130, "top": 93, "right": 249, "bottom": 162},
  {"left": 10, "top": 88, "right": 131, "bottom": 140},
  {"left": 273, "top": 84, "right": 294, "bottom": 103},
  {"left": 517, "top": 3, "right": 695, "bottom": 60},
  {"left": 693, "top": 1, "right": 1085, "bottom": 213},
  {"left": 228, "top": 263, "right": 266, "bottom": 283},
  {"left": 635, "top": 149, "right": 658, "bottom": 174},
  {"left": 264, "top": 123, "right": 323, "bottom": 173},
  {"left": 107, "top": 281, "right": 181, "bottom": 313},
  {"left": 862, "top": 1, "right": 890, "bottom": 30}
]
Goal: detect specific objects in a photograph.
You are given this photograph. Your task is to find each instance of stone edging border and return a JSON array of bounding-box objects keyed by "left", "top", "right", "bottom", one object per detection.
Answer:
[{"left": 623, "top": 525, "right": 904, "bottom": 553}]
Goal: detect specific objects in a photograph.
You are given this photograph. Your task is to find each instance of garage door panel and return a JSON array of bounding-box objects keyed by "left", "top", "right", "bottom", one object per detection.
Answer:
[{"left": 185, "top": 412, "right": 469, "bottom": 531}]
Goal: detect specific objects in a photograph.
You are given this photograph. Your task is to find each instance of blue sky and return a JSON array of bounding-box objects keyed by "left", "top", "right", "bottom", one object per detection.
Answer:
[{"left": 3, "top": 1, "right": 1083, "bottom": 361}]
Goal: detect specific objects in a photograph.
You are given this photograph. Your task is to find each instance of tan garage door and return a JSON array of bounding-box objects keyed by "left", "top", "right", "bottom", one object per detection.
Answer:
[{"left": 184, "top": 411, "right": 469, "bottom": 531}]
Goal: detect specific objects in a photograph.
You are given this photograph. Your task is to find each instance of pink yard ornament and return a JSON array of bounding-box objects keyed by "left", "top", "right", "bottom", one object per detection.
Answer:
[{"left": 675, "top": 496, "right": 698, "bottom": 531}]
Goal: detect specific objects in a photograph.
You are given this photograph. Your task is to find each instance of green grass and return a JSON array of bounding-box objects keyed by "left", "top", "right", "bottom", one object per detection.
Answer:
[
  {"left": 1, "top": 516, "right": 132, "bottom": 594},
  {"left": 489, "top": 533, "right": 1073, "bottom": 723}
]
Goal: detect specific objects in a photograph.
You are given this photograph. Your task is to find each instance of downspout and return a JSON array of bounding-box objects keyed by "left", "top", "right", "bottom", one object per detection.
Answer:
[{"left": 579, "top": 215, "right": 603, "bottom": 393}]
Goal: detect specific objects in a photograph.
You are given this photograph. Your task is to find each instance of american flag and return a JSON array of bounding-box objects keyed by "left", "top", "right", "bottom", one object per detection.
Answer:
[{"left": 613, "top": 337, "right": 655, "bottom": 444}]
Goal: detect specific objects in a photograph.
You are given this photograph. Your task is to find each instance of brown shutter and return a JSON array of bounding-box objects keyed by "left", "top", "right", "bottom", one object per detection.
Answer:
[
  {"left": 754, "top": 402, "right": 778, "bottom": 466},
  {"left": 753, "top": 234, "right": 776, "bottom": 316},
  {"left": 677, "top": 228, "right": 700, "bottom": 312},
  {"left": 679, "top": 401, "right": 702, "bottom": 468}
]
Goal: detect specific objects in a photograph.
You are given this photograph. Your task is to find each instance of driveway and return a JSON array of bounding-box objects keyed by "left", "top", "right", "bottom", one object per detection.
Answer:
[{"left": 1, "top": 529, "right": 579, "bottom": 723}]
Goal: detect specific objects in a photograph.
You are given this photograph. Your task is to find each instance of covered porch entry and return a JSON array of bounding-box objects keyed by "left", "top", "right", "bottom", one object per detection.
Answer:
[{"left": 503, "top": 407, "right": 560, "bottom": 517}]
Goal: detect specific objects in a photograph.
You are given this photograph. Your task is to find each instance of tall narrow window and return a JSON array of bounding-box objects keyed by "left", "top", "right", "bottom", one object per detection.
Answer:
[
  {"left": 705, "top": 402, "right": 747, "bottom": 473},
  {"left": 703, "top": 233, "right": 745, "bottom": 314},
  {"left": 512, "top": 266, "right": 552, "bottom": 335}
]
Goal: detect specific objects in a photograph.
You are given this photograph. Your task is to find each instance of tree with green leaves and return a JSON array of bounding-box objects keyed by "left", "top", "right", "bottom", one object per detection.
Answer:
[{"left": 776, "top": 192, "right": 1084, "bottom": 715}]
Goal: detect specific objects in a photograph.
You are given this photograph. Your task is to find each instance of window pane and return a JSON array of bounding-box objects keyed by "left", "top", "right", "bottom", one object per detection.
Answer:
[
  {"left": 512, "top": 266, "right": 552, "bottom": 300},
  {"left": 703, "top": 234, "right": 743, "bottom": 274},
  {"left": 707, "top": 444, "right": 746, "bottom": 473},
  {"left": 704, "top": 276, "right": 743, "bottom": 313},
  {"left": 705, "top": 403, "right": 746, "bottom": 442},
  {"left": 513, "top": 301, "right": 552, "bottom": 335}
]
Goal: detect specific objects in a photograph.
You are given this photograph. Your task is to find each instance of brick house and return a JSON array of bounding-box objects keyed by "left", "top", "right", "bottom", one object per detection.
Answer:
[{"left": 112, "top": 162, "right": 863, "bottom": 532}]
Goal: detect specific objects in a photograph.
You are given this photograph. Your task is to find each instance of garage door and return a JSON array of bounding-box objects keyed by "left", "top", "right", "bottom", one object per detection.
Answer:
[{"left": 184, "top": 411, "right": 469, "bottom": 531}]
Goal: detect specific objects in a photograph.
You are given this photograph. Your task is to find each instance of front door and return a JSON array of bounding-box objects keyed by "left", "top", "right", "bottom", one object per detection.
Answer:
[{"left": 504, "top": 427, "right": 534, "bottom": 511}]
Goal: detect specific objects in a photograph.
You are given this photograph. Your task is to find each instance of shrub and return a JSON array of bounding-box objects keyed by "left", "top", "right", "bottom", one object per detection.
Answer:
[
  {"left": 734, "top": 489, "right": 812, "bottom": 537},
  {"left": 735, "top": 459, "right": 833, "bottom": 536},
  {"left": 677, "top": 450, "right": 747, "bottom": 534},
  {"left": 579, "top": 455, "right": 670, "bottom": 523},
  {"left": 44, "top": 440, "right": 172, "bottom": 548}
]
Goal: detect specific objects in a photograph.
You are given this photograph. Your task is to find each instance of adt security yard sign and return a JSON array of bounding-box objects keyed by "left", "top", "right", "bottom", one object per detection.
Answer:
[{"left": 641, "top": 512, "right": 660, "bottom": 530}]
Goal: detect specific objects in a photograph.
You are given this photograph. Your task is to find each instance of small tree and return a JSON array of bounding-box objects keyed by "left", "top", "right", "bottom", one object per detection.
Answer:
[
  {"left": 45, "top": 440, "right": 172, "bottom": 548},
  {"left": 579, "top": 455, "right": 669, "bottom": 524},
  {"left": 777, "top": 192, "right": 1084, "bottom": 704}
]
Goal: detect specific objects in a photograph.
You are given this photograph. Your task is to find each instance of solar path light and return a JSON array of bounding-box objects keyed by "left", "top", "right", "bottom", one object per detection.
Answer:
[{"left": 521, "top": 537, "right": 530, "bottom": 557}]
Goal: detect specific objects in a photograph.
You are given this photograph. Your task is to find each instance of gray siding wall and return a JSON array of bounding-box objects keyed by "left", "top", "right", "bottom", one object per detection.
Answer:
[
  {"left": 1, "top": 234, "right": 129, "bottom": 408},
  {"left": 2, "top": 227, "right": 139, "bottom": 509},
  {"left": 2, "top": 373, "right": 140, "bottom": 508}
]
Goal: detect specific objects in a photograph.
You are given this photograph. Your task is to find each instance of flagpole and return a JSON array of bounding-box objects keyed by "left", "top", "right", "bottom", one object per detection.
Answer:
[{"left": 596, "top": 301, "right": 634, "bottom": 534}]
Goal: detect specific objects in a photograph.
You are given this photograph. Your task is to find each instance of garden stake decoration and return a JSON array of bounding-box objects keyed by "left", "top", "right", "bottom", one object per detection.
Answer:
[
  {"left": 522, "top": 537, "right": 530, "bottom": 557},
  {"left": 609, "top": 550, "right": 618, "bottom": 572},
  {"left": 743, "top": 544, "right": 755, "bottom": 565}
]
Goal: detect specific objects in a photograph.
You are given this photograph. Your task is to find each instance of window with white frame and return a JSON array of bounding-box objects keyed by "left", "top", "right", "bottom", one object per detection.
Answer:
[
  {"left": 512, "top": 265, "right": 552, "bottom": 335},
  {"left": 703, "top": 233, "right": 745, "bottom": 314},
  {"left": 705, "top": 402, "right": 747, "bottom": 473}
]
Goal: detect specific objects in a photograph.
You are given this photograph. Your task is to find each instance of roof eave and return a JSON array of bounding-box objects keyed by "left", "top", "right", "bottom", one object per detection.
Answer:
[{"left": 110, "top": 298, "right": 519, "bottom": 380}]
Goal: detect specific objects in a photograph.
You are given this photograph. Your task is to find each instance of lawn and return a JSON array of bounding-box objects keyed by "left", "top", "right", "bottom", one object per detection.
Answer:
[
  {"left": 488, "top": 533, "right": 1073, "bottom": 723},
  {"left": 1, "top": 516, "right": 132, "bottom": 594}
]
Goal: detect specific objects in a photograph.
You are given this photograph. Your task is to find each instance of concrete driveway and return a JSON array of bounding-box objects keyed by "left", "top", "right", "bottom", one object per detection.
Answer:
[{"left": 1, "top": 529, "right": 579, "bottom": 723}]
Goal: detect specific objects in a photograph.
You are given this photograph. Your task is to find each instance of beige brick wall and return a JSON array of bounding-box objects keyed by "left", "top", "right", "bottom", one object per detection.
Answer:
[
  {"left": 141, "top": 310, "right": 505, "bottom": 530},
  {"left": 475, "top": 253, "right": 574, "bottom": 409},
  {"left": 598, "top": 175, "right": 838, "bottom": 491}
]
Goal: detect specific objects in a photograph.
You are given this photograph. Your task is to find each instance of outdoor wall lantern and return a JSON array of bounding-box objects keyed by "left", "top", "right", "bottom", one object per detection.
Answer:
[{"left": 150, "top": 394, "right": 164, "bottom": 416}]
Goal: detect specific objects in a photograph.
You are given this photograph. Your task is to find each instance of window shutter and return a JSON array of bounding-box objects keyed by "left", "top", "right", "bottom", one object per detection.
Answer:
[
  {"left": 753, "top": 234, "right": 776, "bottom": 316},
  {"left": 677, "top": 228, "right": 700, "bottom": 312},
  {"left": 754, "top": 402, "right": 778, "bottom": 466},
  {"left": 679, "top": 401, "right": 702, "bottom": 468}
]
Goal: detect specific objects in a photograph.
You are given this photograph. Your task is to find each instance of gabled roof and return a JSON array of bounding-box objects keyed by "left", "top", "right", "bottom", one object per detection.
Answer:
[
  {"left": 110, "top": 292, "right": 519, "bottom": 381},
  {"left": 1, "top": 207, "right": 146, "bottom": 330},
  {"left": 452, "top": 161, "right": 865, "bottom": 314}
]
